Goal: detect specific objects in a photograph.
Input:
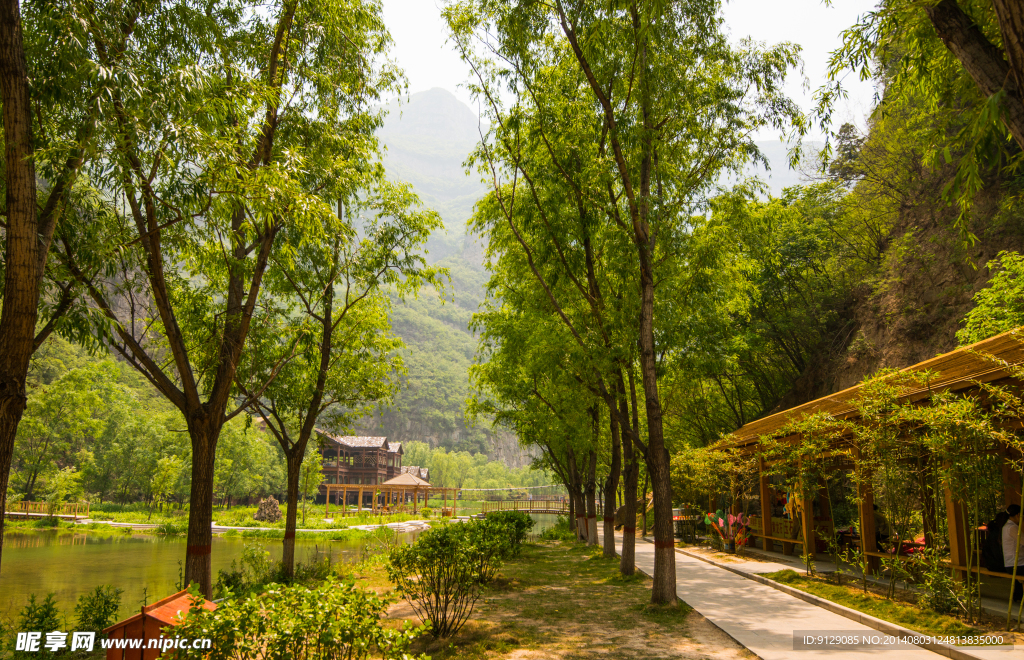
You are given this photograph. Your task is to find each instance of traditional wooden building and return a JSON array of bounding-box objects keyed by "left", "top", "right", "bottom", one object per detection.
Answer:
[
  {"left": 401, "top": 465, "right": 429, "bottom": 482},
  {"left": 317, "top": 432, "right": 403, "bottom": 497}
]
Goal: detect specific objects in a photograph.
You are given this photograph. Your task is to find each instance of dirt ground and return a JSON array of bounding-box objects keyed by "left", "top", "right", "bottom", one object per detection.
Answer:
[{"left": 383, "top": 541, "right": 757, "bottom": 660}]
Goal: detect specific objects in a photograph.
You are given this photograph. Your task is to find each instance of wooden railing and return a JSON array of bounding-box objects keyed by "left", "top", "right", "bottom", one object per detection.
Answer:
[
  {"left": 5, "top": 501, "right": 90, "bottom": 518},
  {"left": 481, "top": 500, "right": 594, "bottom": 515}
]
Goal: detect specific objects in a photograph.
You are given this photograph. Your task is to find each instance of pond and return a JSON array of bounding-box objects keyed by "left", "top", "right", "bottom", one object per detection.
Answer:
[{"left": 0, "top": 513, "right": 561, "bottom": 620}]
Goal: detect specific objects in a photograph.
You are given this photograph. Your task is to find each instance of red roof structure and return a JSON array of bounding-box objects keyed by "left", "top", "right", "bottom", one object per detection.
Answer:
[{"left": 101, "top": 590, "right": 216, "bottom": 660}]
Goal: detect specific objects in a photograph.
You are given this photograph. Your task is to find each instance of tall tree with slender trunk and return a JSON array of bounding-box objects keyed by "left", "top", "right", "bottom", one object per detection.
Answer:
[
  {"left": 448, "top": 0, "right": 802, "bottom": 602},
  {"left": 238, "top": 187, "right": 441, "bottom": 577}
]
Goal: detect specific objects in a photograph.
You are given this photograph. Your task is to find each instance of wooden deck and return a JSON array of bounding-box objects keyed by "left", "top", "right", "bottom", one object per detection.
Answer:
[
  {"left": 4, "top": 501, "right": 90, "bottom": 520},
  {"left": 481, "top": 500, "right": 602, "bottom": 516}
]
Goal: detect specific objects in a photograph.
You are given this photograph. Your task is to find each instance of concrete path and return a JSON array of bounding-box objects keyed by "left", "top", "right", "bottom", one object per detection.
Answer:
[{"left": 605, "top": 532, "right": 1019, "bottom": 660}]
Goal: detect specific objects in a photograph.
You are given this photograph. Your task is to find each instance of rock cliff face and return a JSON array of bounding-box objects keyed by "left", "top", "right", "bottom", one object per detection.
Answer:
[{"left": 773, "top": 169, "right": 1024, "bottom": 412}]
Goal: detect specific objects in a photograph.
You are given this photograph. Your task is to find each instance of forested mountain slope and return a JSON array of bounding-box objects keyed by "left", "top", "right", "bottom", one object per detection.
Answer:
[{"left": 352, "top": 89, "right": 527, "bottom": 464}]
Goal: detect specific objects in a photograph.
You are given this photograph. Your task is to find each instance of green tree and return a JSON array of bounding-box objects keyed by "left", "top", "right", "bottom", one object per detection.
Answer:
[
  {"left": 819, "top": 0, "right": 1024, "bottom": 232},
  {"left": 447, "top": 0, "right": 803, "bottom": 600},
  {"left": 53, "top": 0, "right": 402, "bottom": 595},
  {"left": 958, "top": 251, "right": 1024, "bottom": 344},
  {"left": 0, "top": 0, "right": 147, "bottom": 571},
  {"left": 45, "top": 465, "right": 82, "bottom": 516},
  {"left": 149, "top": 456, "right": 183, "bottom": 520},
  {"left": 13, "top": 364, "right": 106, "bottom": 500},
  {"left": 238, "top": 186, "right": 441, "bottom": 576}
]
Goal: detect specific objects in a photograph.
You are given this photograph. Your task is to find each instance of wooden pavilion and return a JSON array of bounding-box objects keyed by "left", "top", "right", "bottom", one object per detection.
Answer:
[
  {"left": 323, "top": 471, "right": 461, "bottom": 518},
  {"left": 724, "top": 329, "right": 1024, "bottom": 583}
]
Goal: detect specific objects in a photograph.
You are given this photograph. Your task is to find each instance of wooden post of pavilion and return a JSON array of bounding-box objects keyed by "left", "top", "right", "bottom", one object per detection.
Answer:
[
  {"left": 799, "top": 466, "right": 815, "bottom": 559},
  {"left": 944, "top": 487, "right": 968, "bottom": 581},
  {"left": 325, "top": 489, "right": 330, "bottom": 519},
  {"left": 856, "top": 448, "right": 879, "bottom": 573},
  {"left": 1001, "top": 443, "right": 1022, "bottom": 507},
  {"left": 453, "top": 489, "right": 457, "bottom": 517},
  {"left": 358, "top": 487, "right": 364, "bottom": 514},
  {"left": 413, "top": 487, "right": 418, "bottom": 515},
  {"left": 758, "top": 457, "right": 772, "bottom": 552}
]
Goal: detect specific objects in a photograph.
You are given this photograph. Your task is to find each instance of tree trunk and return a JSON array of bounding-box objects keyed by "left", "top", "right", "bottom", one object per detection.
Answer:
[
  {"left": 184, "top": 422, "right": 218, "bottom": 597},
  {"left": 641, "top": 470, "right": 649, "bottom": 537},
  {"left": 282, "top": 450, "right": 302, "bottom": 578},
  {"left": 0, "top": 0, "right": 39, "bottom": 576},
  {"left": 925, "top": 0, "right": 1024, "bottom": 149},
  {"left": 566, "top": 446, "right": 586, "bottom": 541},
  {"left": 603, "top": 401, "right": 622, "bottom": 559},
  {"left": 633, "top": 266, "right": 676, "bottom": 601},
  {"left": 619, "top": 378, "right": 637, "bottom": 575},
  {"left": 585, "top": 449, "right": 598, "bottom": 546}
]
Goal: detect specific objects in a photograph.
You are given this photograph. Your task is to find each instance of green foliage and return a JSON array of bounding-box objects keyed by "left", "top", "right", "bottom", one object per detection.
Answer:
[
  {"left": 539, "top": 516, "right": 576, "bottom": 542},
  {"left": 177, "top": 578, "right": 422, "bottom": 660},
  {"left": 817, "top": 0, "right": 1024, "bottom": 236},
  {"left": 73, "top": 585, "right": 122, "bottom": 635},
  {"left": 386, "top": 523, "right": 484, "bottom": 638},
  {"left": 485, "top": 511, "right": 535, "bottom": 555},
  {"left": 215, "top": 543, "right": 282, "bottom": 599},
  {"left": 958, "top": 252, "right": 1024, "bottom": 345},
  {"left": 45, "top": 466, "right": 82, "bottom": 516},
  {"left": 10, "top": 595, "right": 61, "bottom": 659},
  {"left": 913, "top": 548, "right": 958, "bottom": 615}
]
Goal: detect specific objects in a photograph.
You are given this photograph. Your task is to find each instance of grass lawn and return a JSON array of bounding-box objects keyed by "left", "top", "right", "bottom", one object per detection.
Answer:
[
  {"left": 86, "top": 504, "right": 431, "bottom": 529},
  {"left": 356, "top": 541, "right": 755, "bottom": 660},
  {"left": 762, "top": 569, "right": 1022, "bottom": 644}
]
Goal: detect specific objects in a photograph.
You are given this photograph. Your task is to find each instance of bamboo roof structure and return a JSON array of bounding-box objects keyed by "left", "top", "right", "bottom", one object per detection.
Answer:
[{"left": 728, "top": 328, "right": 1024, "bottom": 449}]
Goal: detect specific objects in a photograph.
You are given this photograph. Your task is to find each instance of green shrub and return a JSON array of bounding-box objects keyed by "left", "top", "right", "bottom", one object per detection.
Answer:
[
  {"left": 485, "top": 511, "right": 534, "bottom": 555},
  {"left": 215, "top": 543, "right": 280, "bottom": 598},
  {"left": 387, "top": 523, "right": 482, "bottom": 638},
  {"left": 458, "top": 520, "right": 509, "bottom": 583},
  {"left": 10, "top": 594, "right": 62, "bottom": 659},
  {"left": 155, "top": 521, "right": 186, "bottom": 535},
  {"left": 176, "top": 579, "right": 421, "bottom": 659},
  {"left": 539, "top": 515, "right": 575, "bottom": 541},
  {"left": 913, "top": 548, "right": 958, "bottom": 614},
  {"left": 74, "top": 585, "right": 122, "bottom": 635},
  {"left": 419, "top": 507, "right": 432, "bottom": 518}
]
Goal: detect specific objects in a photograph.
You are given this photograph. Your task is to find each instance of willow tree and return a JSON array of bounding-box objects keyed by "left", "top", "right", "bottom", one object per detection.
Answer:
[
  {"left": 238, "top": 184, "right": 442, "bottom": 577},
  {"left": 447, "top": 0, "right": 803, "bottom": 603},
  {"left": 54, "top": 0, "right": 400, "bottom": 595}
]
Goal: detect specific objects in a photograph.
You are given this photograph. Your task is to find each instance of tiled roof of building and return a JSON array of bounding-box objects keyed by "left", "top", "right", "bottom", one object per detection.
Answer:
[
  {"left": 388, "top": 442, "right": 402, "bottom": 454},
  {"left": 316, "top": 430, "right": 389, "bottom": 449},
  {"left": 402, "top": 465, "right": 429, "bottom": 480}
]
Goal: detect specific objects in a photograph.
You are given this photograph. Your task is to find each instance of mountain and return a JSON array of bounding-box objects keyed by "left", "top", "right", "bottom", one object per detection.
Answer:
[
  {"left": 355, "top": 89, "right": 530, "bottom": 466},
  {"left": 378, "top": 88, "right": 489, "bottom": 264},
  {"left": 359, "top": 89, "right": 814, "bottom": 466}
]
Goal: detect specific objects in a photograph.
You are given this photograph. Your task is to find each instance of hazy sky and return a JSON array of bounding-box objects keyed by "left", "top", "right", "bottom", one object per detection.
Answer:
[{"left": 380, "top": 0, "right": 880, "bottom": 140}]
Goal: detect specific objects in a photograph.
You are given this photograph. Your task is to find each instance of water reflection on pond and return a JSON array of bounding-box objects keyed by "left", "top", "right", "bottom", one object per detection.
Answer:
[{"left": 0, "top": 513, "right": 560, "bottom": 618}]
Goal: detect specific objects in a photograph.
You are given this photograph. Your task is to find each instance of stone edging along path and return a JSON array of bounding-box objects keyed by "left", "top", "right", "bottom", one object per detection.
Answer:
[{"left": 667, "top": 542, "right": 1015, "bottom": 660}]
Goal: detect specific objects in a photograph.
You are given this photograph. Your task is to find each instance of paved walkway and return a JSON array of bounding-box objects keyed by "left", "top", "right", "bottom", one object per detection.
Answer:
[{"left": 605, "top": 532, "right": 1018, "bottom": 660}]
